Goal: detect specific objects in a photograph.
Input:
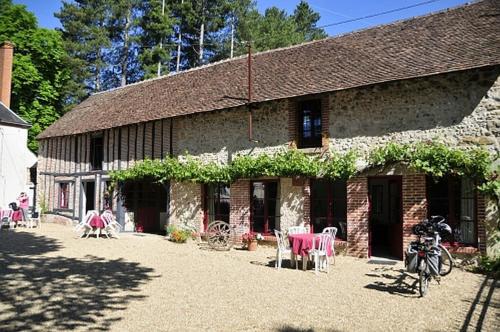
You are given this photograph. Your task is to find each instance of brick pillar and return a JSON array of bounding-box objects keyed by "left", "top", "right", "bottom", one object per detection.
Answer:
[
  {"left": 476, "top": 193, "right": 486, "bottom": 254},
  {"left": 230, "top": 180, "right": 250, "bottom": 236},
  {"left": 302, "top": 179, "right": 311, "bottom": 227},
  {"left": 347, "top": 176, "right": 369, "bottom": 258},
  {"left": 287, "top": 99, "right": 298, "bottom": 148},
  {"left": 321, "top": 95, "right": 330, "bottom": 151},
  {"left": 402, "top": 174, "right": 427, "bottom": 254}
]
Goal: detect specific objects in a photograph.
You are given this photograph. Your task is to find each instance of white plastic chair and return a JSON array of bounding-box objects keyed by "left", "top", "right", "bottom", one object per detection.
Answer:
[
  {"left": 309, "top": 233, "right": 332, "bottom": 275},
  {"left": 274, "top": 230, "right": 293, "bottom": 269},
  {"left": 75, "top": 210, "right": 97, "bottom": 238},
  {"left": 0, "top": 210, "right": 13, "bottom": 230},
  {"left": 322, "top": 227, "right": 338, "bottom": 265},
  {"left": 287, "top": 226, "right": 307, "bottom": 235},
  {"left": 101, "top": 211, "right": 121, "bottom": 239}
]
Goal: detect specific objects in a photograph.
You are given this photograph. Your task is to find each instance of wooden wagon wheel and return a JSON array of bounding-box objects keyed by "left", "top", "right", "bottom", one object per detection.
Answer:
[{"left": 206, "top": 220, "right": 235, "bottom": 251}]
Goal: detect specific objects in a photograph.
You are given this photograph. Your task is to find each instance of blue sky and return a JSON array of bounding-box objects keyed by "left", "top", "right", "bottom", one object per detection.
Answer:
[{"left": 14, "top": 0, "right": 469, "bottom": 36}]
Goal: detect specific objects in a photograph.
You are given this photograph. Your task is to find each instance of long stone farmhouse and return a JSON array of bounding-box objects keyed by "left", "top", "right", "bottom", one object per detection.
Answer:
[{"left": 37, "top": 0, "right": 499, "bottom": 258}]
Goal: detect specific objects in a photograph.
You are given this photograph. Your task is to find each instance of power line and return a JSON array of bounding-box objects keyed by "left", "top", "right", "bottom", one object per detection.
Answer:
[{"left": 318, "top": 0, "right": 443, "bottom": 29}]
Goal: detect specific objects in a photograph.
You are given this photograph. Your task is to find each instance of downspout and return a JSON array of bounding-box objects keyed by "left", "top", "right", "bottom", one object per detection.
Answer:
[{"left": 247, "top": 43, "right": 258, "bottom": 143}]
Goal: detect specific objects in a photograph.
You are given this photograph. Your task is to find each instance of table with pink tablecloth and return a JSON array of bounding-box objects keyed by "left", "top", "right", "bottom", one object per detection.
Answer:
[
  {"left": 288, "top": 233, "right": 332, "bottom": 257},
  {"left": 11, "top": 210, "right": 23, "bottom": 222},
  {"left": 0, "top": 210, "right": 23, "bottom": 222},
  {"left": 89, "top": 215, "right": 106, "bottom": 228}
]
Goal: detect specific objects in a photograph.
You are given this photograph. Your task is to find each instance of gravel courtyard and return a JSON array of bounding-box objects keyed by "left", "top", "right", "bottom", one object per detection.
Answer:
[{"left": 0, "top": 223, "right": 498, "bottom": 332}]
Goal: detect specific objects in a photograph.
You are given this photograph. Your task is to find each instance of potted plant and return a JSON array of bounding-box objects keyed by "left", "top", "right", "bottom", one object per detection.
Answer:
[{"left": 242, "top": 232, "right": 264, "bottom": 251}]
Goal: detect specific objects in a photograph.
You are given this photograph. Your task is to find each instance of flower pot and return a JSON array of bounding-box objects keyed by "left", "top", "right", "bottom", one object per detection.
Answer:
[{"left": 247, "top": 239, "right": 258, "bottom": 251}]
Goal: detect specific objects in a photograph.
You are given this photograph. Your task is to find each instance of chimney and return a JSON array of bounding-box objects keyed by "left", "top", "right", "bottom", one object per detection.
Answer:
[{"left": 0, "top": 41, "right": 14, "bottom": 108}]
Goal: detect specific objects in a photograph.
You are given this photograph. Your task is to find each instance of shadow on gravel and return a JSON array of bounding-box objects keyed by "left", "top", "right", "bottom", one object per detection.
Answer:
[
  {"left": 364, "top": 267, "right": 418, "bottom": 297},
  {"left": 0, "top": 230, "right": 155, "bottom": 331},
  {"left": 458, "top": 276, "right": 498, "bottom": 332},
  {"left": 275, "top": 326, "right": 342, "bottom": 332},
  {"left": 275, "top": 327, "right": 315, "bottom": 332}
]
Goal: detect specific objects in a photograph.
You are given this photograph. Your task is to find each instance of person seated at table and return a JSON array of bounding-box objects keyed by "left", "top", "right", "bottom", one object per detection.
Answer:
[{"left": 17, "top": 192, "right": 29, "bottom": 223}]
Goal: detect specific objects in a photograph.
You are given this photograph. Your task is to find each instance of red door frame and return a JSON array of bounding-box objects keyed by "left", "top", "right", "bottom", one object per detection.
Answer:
[
  {"left": 250, "top": 180, "right": 279, "bottom": 234},
  {"left": 367, "top": 176, "right": 403, "bottom": 258}
]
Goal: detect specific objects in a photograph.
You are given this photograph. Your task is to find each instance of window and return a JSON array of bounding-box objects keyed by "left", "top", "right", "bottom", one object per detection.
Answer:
[
  {"left": 204, "top": 183, "right": 230, "bottom": 230},
  {"left": 311, "top": 179, "right": 347, "bottom": 240},
  {"left": 426, "top": 176, "right": 476, "bottom": 245},
  {"left": 251, "top": 181, "right": 280, "bottom": 234},
  {"left": 298, "top": 100, "right": 322, "bottom": 148},
  {"left": 103, "top": 181, "right": 113, "bottom": 210},
  {"left": 59, "top": 183, "right": 69, "bottom": 209},
  {"left": 90, "top": 135, "right": 104, "bottom": 170}
]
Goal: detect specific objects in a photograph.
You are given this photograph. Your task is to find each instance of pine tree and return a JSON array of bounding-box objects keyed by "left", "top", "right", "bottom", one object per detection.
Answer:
[
  {"left": 56, "top": 0, "right": 112, "bottom": 96},
  {"left": 172, "top": 0, "right": 231, "bottom": 69},
  {"left": 138, "top": 0, "right": 175, "bottom": 78},
  {"left": 293, "top": 0, "right": 327, "bottom": 41}
]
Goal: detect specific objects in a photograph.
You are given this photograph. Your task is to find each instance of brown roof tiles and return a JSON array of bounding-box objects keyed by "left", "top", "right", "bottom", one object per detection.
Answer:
[{"left": 38, "top": 0, "right": 500, "bottom": 139}]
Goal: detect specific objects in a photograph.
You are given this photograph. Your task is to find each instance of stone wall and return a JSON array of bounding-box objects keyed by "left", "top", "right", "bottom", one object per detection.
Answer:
[
  {"left": 485, "top": 198, "right": 500, "bottom": 258},
  {"left": 168, "top": 181, "right": 203, "bottom": 231},
  {"left": 279, "top": 178, "right": 307, "bottom": 231},
  {"left": 174, "top": 101, "right": 289, "bottom": 164},
  {"left": 328, "top": 68, "right": 500, "bottom": 155}
]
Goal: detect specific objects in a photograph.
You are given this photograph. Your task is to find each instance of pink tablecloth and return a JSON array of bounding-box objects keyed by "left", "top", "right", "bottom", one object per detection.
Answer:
[
  {"left": 89, "top": 215, "right": 105, "bottom": 229},
  {"left": 11, "top": 210, "right": 22, "bottom": 222},
  {"left": 289, "top": 233, "right": 332, "bottom": 257},
  {"left": 0, "top": 210, "right": 22, "bottom": 222}
]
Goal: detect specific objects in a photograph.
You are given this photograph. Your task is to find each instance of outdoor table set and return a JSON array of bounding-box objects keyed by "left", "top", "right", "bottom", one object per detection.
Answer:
[
  {"left": 275, "top": 226, "right": 337, "bottom": 275},
  {"left": 0, "top": 209, "right": 39, "bottom": 230},
  {"left": 75, "top": 210, "right": 121, "bottom": 239}
]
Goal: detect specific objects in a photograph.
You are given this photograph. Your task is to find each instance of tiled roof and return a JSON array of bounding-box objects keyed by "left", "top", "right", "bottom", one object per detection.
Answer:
[
  {"left": 38, "top": 0, "right": 500, "bottom": 139},
  {"left": 0, "top": 102, "right": 30, "bottom": 128}
]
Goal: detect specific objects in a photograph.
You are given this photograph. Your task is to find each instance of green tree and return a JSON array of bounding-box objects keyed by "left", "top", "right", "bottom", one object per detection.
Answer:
[
  {"left": 56, "top": 0, "right": 112, "bottom": 95},
  {"left": 172, "top": 0, "right": 231, "bottom": 69},
  {"left": 138, "top": 0, "right": 175, "bottom": 78},
  {"left": 0, "top": 0, "right": 71, "bottom": 151},
  {"left": 293, "top": 0, "right": 327, "bottom": 41}
]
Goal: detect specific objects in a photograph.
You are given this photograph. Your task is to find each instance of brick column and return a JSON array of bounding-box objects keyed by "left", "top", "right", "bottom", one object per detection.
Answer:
[
  {"left": 402, "top": 174, "right": 427, "bottom": 254},
  {"left": 476, "top": 193, "right": 487, "bottom": 254},
  {"left": 347, "top": 176, "right": 369, "bottom": 258},
  {"left": 230, "top": 180, "right": 251, "bottom": 236},
  {"left": 302, "top": 179, "right": 311, "bottom": 227}
]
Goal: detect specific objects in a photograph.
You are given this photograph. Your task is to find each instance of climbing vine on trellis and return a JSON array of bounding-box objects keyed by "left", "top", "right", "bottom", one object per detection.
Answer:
[{"left": 110, "top": 142, "right": 499, "bottom": 200}]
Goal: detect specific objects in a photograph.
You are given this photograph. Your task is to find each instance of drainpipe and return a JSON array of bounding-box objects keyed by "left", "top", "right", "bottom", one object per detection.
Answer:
[{"left": 247, "top": 42, "right": 258, "bottom": 143}]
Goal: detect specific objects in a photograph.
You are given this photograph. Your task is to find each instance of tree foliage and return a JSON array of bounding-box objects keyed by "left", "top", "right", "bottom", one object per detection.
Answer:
[{"left": 0, "top": 0, "right": 71, "bottom": 151}]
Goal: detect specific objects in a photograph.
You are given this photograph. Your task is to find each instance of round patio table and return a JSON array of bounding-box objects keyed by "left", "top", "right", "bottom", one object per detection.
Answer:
[
  {"left": 89, "top": 215, "right": 105, "bottom": 228},
  {"left": 88, "top": 215, "right": 106, "bottom": 238},
  {"left": 288, "top": 233, "right": 332, "bottom": 270}
]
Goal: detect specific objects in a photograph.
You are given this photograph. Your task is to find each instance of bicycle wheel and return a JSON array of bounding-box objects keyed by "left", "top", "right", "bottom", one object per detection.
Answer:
[
  {"left": 438, "top": 244, "right": 453, "bottom": 276},
  {"left": 419, "top": 260, "right": 430, "bottom": 297}
]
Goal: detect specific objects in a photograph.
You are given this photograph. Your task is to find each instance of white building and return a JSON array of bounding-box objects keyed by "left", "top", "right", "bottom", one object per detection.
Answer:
[{"left": 0, "top": 42, "right": 37, "bottom": 209}]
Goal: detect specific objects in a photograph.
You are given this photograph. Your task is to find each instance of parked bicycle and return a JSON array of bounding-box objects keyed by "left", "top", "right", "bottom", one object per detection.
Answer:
[{"left": 405, "top": 215, "right": 453, "bottom": 297}]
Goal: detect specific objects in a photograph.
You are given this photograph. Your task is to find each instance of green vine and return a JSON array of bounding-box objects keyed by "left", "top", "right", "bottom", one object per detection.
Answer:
[
  {"left": 369, "top": 141, "right": 498, "bottom": 200},
  {"left": 110, "top": 141, "right": 499, "bottom": 201},
  {"left": 110, "top": 149, "right": 357, "bottom": 184}
]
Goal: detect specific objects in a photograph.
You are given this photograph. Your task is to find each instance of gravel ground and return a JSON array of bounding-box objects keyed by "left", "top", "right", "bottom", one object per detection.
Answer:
[{"left": 0, "top": 223, "right": 498, "bottom": 332}]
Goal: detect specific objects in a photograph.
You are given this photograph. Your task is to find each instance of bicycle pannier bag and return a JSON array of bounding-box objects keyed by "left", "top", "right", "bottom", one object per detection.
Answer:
[
  {"left": 427, "top": 247, "right": 441, "bottom": 276},
  {"left": 406, "top": 244, "right": 418, "bottom": 273}
]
